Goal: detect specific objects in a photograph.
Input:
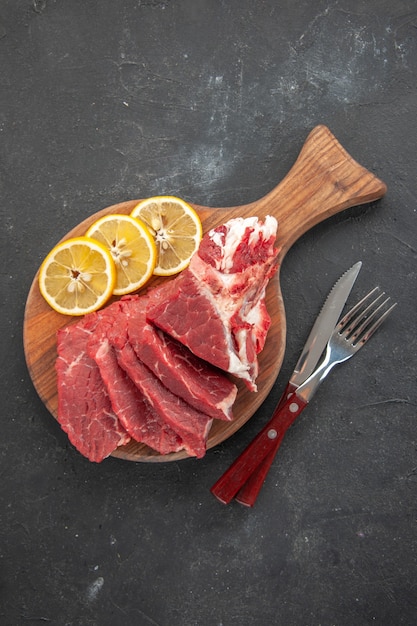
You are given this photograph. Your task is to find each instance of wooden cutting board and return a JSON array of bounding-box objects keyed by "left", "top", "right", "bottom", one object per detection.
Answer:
[{"left": 23, "top": 125, "right": 386, "bottom": 462}]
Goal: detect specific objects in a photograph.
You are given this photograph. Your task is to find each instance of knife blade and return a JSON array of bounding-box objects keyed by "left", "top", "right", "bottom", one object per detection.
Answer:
[
  {"left": 263, "top": 261, "right": 363, "bottom": 409},
  {"left": 289, "top": 260, "right": 362, "bottom": 388}
]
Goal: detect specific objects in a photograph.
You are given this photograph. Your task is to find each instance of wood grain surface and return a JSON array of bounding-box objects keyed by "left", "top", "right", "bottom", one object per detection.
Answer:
[{"left": 23, "top": 125, "right": 387, "bottom": 462}]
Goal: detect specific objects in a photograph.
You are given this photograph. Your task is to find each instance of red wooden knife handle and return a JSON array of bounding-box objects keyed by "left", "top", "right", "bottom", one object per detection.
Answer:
[
  {"left": 210, "top": 391, "right": 308, "bottom": 504},
  {"left": 234, "top": 436, "right": 284, "bottom": 506},
  {"left": 234, "top": 382, "right": 298, "bottom": 507}
]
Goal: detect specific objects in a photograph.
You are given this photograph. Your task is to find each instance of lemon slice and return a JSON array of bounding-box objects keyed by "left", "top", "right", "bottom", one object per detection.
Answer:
[
  {"left": 85, "top": 214, "right": 156, "bottom": 295},
  {"left": 130, "top": 196, "right": 203, "bottom": 276},
  {"left": 39, "top": 237, "right": 116, "bottom": 316}
]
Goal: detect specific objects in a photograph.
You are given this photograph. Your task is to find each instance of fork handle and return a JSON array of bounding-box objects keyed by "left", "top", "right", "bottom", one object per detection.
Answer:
[{"left": 210, "top": 392, "right": 308, "bottom": 504}]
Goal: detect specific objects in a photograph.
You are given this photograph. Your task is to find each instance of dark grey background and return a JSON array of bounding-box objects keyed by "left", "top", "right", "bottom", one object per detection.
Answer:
[{"left": 1, "top": 1, "right": 416, "bottom": 625}]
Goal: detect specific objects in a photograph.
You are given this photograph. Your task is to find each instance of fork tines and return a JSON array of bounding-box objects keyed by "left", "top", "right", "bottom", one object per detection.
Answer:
[{"left": 339, "top": 286, "right": 397, "bottom": 346}]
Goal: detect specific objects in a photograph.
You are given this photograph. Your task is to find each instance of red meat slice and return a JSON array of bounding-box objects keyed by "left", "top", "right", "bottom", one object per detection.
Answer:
[
  {"left": 88, "top": 335, "right": 184, "bottom": 455},
  {"left": 116, "top": 341, "right": 212, "bottom": 458},
  {"left": 86, "top": 305, "right": 184, "bottom": 455},
  {"left": 117, "top": 296, "right": 237, "bottom": 421},
  {"left": 98, "top": 298, "right": 213, "bottom": 457},
  {"left": 56, "top": 318, "right": 130, "bottom": 463},
  {"left": 146, "top": 216, "right": 279, "bottom": 391}
]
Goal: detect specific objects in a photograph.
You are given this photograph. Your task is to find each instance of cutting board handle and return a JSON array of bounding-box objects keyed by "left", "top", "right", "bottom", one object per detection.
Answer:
[{"left": 245, "top": 125, "right": 387, "bottom": 255}]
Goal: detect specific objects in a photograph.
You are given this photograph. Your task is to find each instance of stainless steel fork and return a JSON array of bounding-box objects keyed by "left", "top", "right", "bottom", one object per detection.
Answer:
[
  {"left": 297, "top": 286, "right": 397, "bottom": 401},
  {"left": 211, "top": 287, "right": 397, "bottom": 506}
]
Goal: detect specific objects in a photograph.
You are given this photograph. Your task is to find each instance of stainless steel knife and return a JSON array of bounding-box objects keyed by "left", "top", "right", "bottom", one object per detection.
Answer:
[{"left": 284, "top": 260, "right": 362, "bottom": 395}]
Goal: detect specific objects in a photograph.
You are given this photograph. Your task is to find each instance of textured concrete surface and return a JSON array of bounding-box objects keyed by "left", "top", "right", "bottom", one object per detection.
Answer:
[{"left": 1, "top": 1, "right": 416, "bottom": 624}]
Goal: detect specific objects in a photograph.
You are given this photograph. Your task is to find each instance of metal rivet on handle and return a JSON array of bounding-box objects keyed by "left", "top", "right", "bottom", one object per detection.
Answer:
[
  {"left": 267, "top": 429, "right": 278, "bottom": 439},
  {"left": 289, "top": 402, "right": 299, "bottom": 413}
]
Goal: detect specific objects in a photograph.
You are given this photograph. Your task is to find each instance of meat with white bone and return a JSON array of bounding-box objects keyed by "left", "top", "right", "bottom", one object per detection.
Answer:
[{"left": 146, "top": 216, "right": 279, "bottom": 391}]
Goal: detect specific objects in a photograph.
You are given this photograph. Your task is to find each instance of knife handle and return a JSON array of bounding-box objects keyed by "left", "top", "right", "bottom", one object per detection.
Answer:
[
  {"left": 234, "top": 382, "right": 297, "bottom": 506},
  {"left": 210, "top": 389, "right": 307, "bottom": 505},
  {"left": 234, "top": 437, "right": 283, "bottom": 506},
  {"left": 234, "top": 382, "right": 297, "bottom": 507}
]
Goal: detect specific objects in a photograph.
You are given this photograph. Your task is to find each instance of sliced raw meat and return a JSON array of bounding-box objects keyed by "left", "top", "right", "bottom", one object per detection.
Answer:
[
  {"left": 146, "top": 216, "right": 279, "bottom": 391},
  {"left": 87, "top": 298, "right": 211, "bottom": 457},
  {"left": 55, "top": 317, "right": 130, "bottom": 463},
  {"left": 115, "top": 296, "right": 237, "bottom": 421},
  {"left": 116, "top": 341, "right": 212, "bottom": 459},
  {"left": 87, "top": 308, "right": 184, "bottom": 455},
  {"left": 134, "top": 327, "right": 237, "bottom": 422}
]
